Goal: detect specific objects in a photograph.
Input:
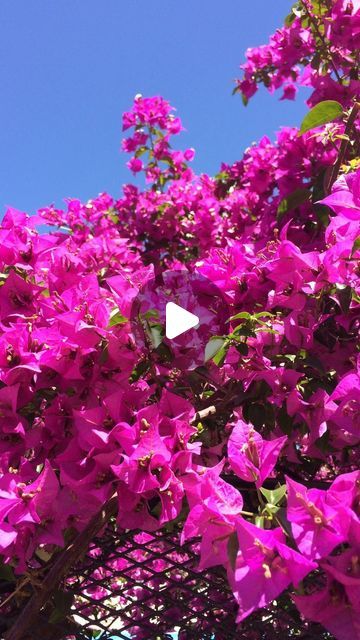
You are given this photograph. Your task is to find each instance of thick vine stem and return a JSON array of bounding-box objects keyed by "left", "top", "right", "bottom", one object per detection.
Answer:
[{"left": 5, "top": 495, "right": 118, "bottom": 640}]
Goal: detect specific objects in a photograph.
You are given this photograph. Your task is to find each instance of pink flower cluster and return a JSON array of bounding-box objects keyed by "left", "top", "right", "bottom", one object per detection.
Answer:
[
  {"left": 235, "top": 0, "right": 360, "bottom": 108},
  {"left": 122, "top": 94, "right": 194, "bottom": 185},
  {"left": 0, "top": 2, "right": 360, "bottom": 639}
]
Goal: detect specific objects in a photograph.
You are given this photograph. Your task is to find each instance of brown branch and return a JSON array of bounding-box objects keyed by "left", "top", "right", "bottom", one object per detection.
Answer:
[
  {"left": 191, "top": 405, "right": 216, "bottom": 423},
  {"left": 5, "top": 495, "right": 118, "bottom": 640},
  {"left": 326, "top": 101, "right": 360, "bottom": 193},
  {"left": 301, "top": 0, "right": 343, "bottom": 83}
]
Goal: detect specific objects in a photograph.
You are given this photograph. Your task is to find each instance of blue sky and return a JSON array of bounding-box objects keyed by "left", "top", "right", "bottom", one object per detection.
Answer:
[{"left": 0, "top": 1, "right": 308, "bottom": 215}]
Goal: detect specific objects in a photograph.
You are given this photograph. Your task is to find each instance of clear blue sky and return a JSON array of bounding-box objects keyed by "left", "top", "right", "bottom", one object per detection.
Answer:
[{"left": 0, "top": 1, "right": 308, "bottom": 215}]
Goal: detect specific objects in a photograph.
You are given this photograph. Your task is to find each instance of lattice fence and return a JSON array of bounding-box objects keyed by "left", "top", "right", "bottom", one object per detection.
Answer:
[
  {"left": 0, "top": 519, "right": 333, "bottom": 640},
  {"left": 64, "top": 523, "right": 238, "bottom": 640}
]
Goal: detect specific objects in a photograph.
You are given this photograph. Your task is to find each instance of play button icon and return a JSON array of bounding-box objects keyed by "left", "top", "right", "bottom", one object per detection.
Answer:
[
  {"left": 165, "top": 302, "right": 199, "bottom": 340},
  {"left": 130, "top": 269, "right": 229, "bottom": 371}
]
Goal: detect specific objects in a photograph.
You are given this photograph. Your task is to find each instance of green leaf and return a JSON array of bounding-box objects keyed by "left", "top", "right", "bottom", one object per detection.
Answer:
[
  {"left": 241, "top": 93, "right": 249, "bottom": 107},
  {"left": 310, "top": 0, "right": 328, "bottom": 16},
  {"left": 284, "top": 2, "right": 302, "bottom": 26},
  {"left": 284, "top": 11, "right": 296, "bottom": 26},
  {"left": 302, "top": 353, "right": 326, "bottom": 374},
  {"left": 134, "top": 145, "right": 148, "bottom": 158},
  {"left": 108, "top": 308, "right": 128, "bottom": 327},
  {"left": 35, "top": 547, "right": 53, "bottom": 563},
  {"left": 213, "top": 342, "right": 230, "bottom": 366},
  {"left": 236, "top": 342, "right": 249, "bottom": 356},
  {"left": 49, "top": 590, "right": 74, "bottom": 624},
  {"left": 154, "top": 341, "right": 172, "bottom": 361},
  {"left": 277, "top": 188, "right": 311, "bottom": 220},
  {"left": 149, "top": 324, "right": 164, "bottom": 349},
  {"left": 227, "top": 311, "right": 252, "bottom": 323},
  {"left": 247, "top": 404, "right": 266, "bottom": 429},
  {"left": 315, "top": 204, "right": 330, "bottom": 227},
  {"left": 0, "top": 562, "right": 15, "bottom": 582},
  {"left": 255, "top": 516, "right": 266, "bottom": 528},
  {"left": 130, "top": 359, "right": 150, "bottom": 383},
  {"left": 299, "top": 100, "right": 343, "bottom": 135},
  {"left": 141, "top": 308, "right": 160, "bottom": 321},
  {"left": 231, "top": 324, "right": 256, "bottom": 338},
  {"left": 227, "top": 532, "right": 239, "bottom": 571},
  {"left": 215, "top": 170, "right": 230, "bottom": 182},
  {"left": 264, "top": 502, "right": 280, "bottom": 516},
  {"left": 204, "top": 337, "right": 227, "bottom": 363},
  {"left": 260, "top": 484, "right": 287, "bottom": 506},
  {"left": 278, "top": 406, "right": 294, "bottom": 435},
  {"left": 107, "top": 208, "right": 119, "bottom": 224},
  {"left": 351, "top": 236, "right": 360, "bottom": 257},
  {"left": 315, "top": 428, "right": 332, "bottom": 454},
  {"left": 337, "top": 284, "right": 352, "bottom": 313},
  {"left": 99, "top": 343, "right": 109, "bottom": 364},
  {"left": 274, "top": 507, "right": 293, "bottom": 537}
]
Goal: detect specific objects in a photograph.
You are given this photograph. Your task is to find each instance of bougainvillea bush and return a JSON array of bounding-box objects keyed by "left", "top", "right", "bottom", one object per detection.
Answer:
[{"left": 0, "top": 0, "right": 360, "bottom": 638}]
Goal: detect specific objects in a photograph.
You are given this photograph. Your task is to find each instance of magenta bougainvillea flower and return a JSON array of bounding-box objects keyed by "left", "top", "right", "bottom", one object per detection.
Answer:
[
  {"left": 228, "top": 416, "right": 287, "bottom": 487},
  {"left": 319, "top": 170, "right": 360, "bottom": 219},
  {"left": 229, "top": 518, "right": 317, "bottom": 621},
  {"left": 294, "top": 565, "right": 360, "bottom": 640},
  {"left": 286, "top": 476, "right": 351, "bottom": 560},
  {"left": 182, "top": 461, "right": 244, "bottom": 570}
]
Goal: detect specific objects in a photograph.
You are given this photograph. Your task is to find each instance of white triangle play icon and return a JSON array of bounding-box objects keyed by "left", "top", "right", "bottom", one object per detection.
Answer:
[{"left": 165, "top": 302, "right": 200, "bottom": 340}]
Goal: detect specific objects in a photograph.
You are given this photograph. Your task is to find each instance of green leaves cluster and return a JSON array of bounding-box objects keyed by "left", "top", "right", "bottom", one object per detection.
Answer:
[{"left": 205, "top": 311, "right": 276, "bottom": 366}]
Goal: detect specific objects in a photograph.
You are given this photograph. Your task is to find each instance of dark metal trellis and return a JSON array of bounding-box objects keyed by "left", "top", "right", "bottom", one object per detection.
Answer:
[
  {"left": 0, "top": 519, "right": 334, "bottom": 640},
  {"left": 62, "top": 522, "right": 238, "bottom": 640}
]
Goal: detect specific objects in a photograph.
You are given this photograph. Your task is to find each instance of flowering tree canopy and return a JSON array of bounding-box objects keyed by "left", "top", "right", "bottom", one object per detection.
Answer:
[{"left": 1, "top": 1, "right": 360, "bottom": 639}]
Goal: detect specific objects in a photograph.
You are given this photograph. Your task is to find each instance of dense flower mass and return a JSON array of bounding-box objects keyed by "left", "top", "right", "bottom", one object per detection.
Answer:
[{"left": 1, "top": 1, "right": 360, "bottom": 639}]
